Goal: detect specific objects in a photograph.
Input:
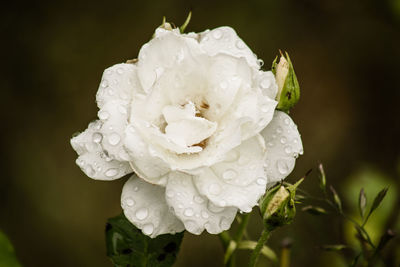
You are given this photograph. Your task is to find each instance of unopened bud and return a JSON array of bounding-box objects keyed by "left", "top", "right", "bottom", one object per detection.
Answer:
[{"left": 271, "top": 52, "right": 300, "bottom": 112}]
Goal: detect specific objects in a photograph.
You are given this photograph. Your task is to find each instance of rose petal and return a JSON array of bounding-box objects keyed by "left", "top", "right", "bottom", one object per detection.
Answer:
[
  {"left": 124, "top": 124, "right": 171, "bottom": 186},
  {"left": 71, "top": 120, "right": 132, "bottom": 180},
  {"left": 165, "top": 172, "right": 237, "bottom": 235},
  {"left": 199, "top": 27, "right": 259, "bottom": 70},
  {"left": 260, "top": 111, "right": 303, "bottom": 184},
  {"left": 193, "top": 135, "right": 267, "bottom": 212},
  {"left": 255, "top": 71, "right": 278, "bottom": 100},
  {"left": 122, "top": 175, "right": 185, "bottom": 238}
]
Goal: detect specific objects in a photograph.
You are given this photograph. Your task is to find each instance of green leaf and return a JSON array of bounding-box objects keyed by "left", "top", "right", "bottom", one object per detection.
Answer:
[
  {"left": 301, "top": 205, "right": 328, "bottom": 215},
  {"left": 329, "top": 185, "right": 342, "bottom": 213},
  {"left": 105, "top": 213, "right": 184, "bottom": 267},
  {"left": 0, "top": 230, "right": 22, "bottom": 267},
  {"left": 358, "top": 188, "right": 367, "bottom": 219},
  {"left": 271, "top": 56, "right": 278, "bottom": 75},
  {"left": 363, "top": 187, "right": 388, "bottom": 225}
]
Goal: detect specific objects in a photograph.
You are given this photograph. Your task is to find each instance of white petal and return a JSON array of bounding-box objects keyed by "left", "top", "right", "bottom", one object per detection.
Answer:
[
  {"left": 137, "top": 30, "right": 202, "bottom": 93},
  {"left": 162, "top": 102, "right": 196, "bottom": 123},
  {"left": 122, "top": 175, "right": 185, "bottom": 238},
  {"left": 71, "top": 120, "right": 132, "bottom": 180},
  {"left": 96, "top": 63, "right": 141, "bottom": 109},
  {"left": 165, "top": 117, "right": 217, "bottom": 148},
  {"left": 165, "top": 172, "right": 237, "bottom": 235},
  {"left": 199, "top": 27, "right": 259, "bottom": 70},
  {"left": 193, "top": 135, "right": 267, "bottom": 212},
  {"left": 255, "top": 71, "right": 278, "bottom": 100},
  {"left": 124, "top": 124, "right": 171, "bottom": 186},
  {"left": 260, "top": 111, "right": 303, "bottom": 184}
]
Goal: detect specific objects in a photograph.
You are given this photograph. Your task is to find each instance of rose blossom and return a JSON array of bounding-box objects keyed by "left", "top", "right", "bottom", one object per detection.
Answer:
[{"left": 71, "top": 25, "right": 303, "bottom": 237}]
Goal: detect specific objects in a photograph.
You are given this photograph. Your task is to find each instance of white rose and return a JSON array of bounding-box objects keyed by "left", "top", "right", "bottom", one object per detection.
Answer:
[{"left": 71, "top": 26, "right": 303, "bottom": 238}]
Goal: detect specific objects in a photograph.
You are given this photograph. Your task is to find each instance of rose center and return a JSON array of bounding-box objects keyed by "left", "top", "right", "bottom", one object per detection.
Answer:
[{"left": 161, "top": 102, "right": 217, "bottom": 151}]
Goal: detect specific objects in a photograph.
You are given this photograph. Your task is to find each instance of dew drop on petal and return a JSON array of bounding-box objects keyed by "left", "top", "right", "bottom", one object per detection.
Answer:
[
  {"left": 257, "top": 59, "right": 264, "bottom": 67},
  {"left": 184, "top": 208, "right": 194, "bottom": 217},
  {"left": 208, "top": 183, "right": 221, "bottom": 195},
  {"left": 108, "top": 133, "right": 121, "bottom": 146},
  {"left": 284, "top": 118, "right": 290, "bottom": 125},
  {"left": 92, "top": 132, "right": 103, "bottom": 143},
  {"left": 260, "top": 78, "right": 271, "bottom": 89},
  {"left": 219, "top": 217, "right": 231, "bottom": 231},
  {"left": 98, "top": 111, "right": 109, "bottom": 120},
  {"left": 277, "top": 160, "right": 289, "bottom": 175},
  {"left": 235, "top": 40, "right": 245, "bottom": 49},
  {"left": 280, "top": 137, "right": 287, "bottom": 144},
  {"left": 207, "top": 202, "right": 224, "bottom": 213},
  {"left": 135, "top": 208, "right": 149, "bottom": 220},
  {"left": 133, "top": 186, "right": 139, "bottom": 192},
  {"left": 185, "top": 220, "right": 198, "bottom": 232},
  {"left": 212, "top": 29, "right": 222, "bottom": 39},
  {"left": 261, "top": 104, "right": 270, "bottom": 113},
  {"left": 105, "top": 168, "right": 119, "bottom": 177},
  {"left": 284, "top": 145, "right": 292, "bottom": 154},
  {"left": 101, "top": 80, "right": 108, "bottom": 88},
  {"left": 267, "top": 142, "right": 274, "bottom": 147},
  {"left": 222, "top": 169, "right": 237, "bottom": 180},
  {"left": 85, "top": 165, "right": 95, "bottom": 176},
  {"left": 256, "top": 178, "right": 267, "bottom": 185},
  {"left": 142, "top": 223, "right": 154, "bottom": 235},
  {"left": 276, "top": 127, "right": 283, "bottom": 134},
  {"left": 194, "top": 196, "right": 205, "bottom": 204},
  {"left": 125, "top": 198, "right": 135, "bottom": 207},
  {"left": 201, "top": 210, "right": 209, "bottom": 219},
  {"left": 117, "top": 68, "right": 124, "bottom": 74}
]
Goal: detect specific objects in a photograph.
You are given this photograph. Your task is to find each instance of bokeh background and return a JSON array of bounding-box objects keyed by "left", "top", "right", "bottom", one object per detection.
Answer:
[{"left": 2, "top": 0, "right": 400, "bottom": 266}]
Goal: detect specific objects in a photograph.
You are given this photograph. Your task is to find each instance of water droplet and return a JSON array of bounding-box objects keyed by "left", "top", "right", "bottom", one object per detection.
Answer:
[
  {"left": 133, "top": 186, "right": 139, "bottom": 192},
  {"left": 125, "top": 198, "right": 135, "bottom": 207},
  {"left": 105, "top": 168, "right": 118, "bottom": 177},
  {"left": 85, "top": 165, "right": 95, "bottom": 176},
  {"left": 212, "top": 29, "right": 222, "bottom": 39},
  {"left": 143, "top": 224, "right": 154, "bottom": 235},
  {"left": 108, "top": 88, "right": 115, "bottom": 95},
  {"left": 277, "top": 160, "right": 289, "bottom": 175},
  {"left": 201, "top": 210, "right": 209, "bottom": 219},
  {"left": 135, "top": 208, "right": 148, "bottom": 220},
  {"left": 235, "top": 40, "right": 245, "bottom": 49},
  {"left": 284, "top": 118, "right": 290, "bottom": 125},
  {"left": 184, "top": 208, "right": 194, "bottom": 217},
  {"left": 257, "top": 59, "right": 264, "bottom": 67},
  {"left": 284, "top": 145, "right": 292, "bottom": 154},
  {"left": 293, "top": 139, "right": 298, "bottom": 144},
  {"left": 194, "top": 196, "right": 205, "bottom": 204},
  {"left": 108, "top": 133, "right": 121, "bottom": 146},
  {"left": 220, "top": 81, "right": 228, "bottom": 89},
  {"left": 208, "top": 183, "right": 221, "bottom": 195},
  {"left": 280, "top": 137, "right": 287, "bottom": 144},
  {"left": 128, "top": 125, "right": 136, "bottom": 133},
  {"left": 222, "top": 169, "right": 237, "bottom": 180},
  {"left": 166, "top": 190, "right": 174, "bottom": 198},
  {"left": 101, "top": 80, "right": 108, "bottom": 88},
  {"left": 261, "top": 104, "right": 270, "bottom": 113},
  {"left": 260, "top": 78, "right": 271, "bottom": 89},
  {"left": 256, "top": 178, "right": 267, "bottom": 185},
  {"left": 267, "top": 142, "right": 274, "bottom": 147},
  {"left": 207, "top": 202, "right": 224, "bottom": 213},
  {"left": 276, "top": 127, "right": 283, "bottom": 134},
  {"left": 92, "top": 132, "right": 103, "bottom": 143},
  {"left": 98, "top": 111, "right": 109, "bottom": 120},
  {"left": 219, "top": 217, "right": 231, "bottom": 230},
  {"left": 117, "top": 68, "right": 124, "bottom": 74},
  {"left": 118, "top": 106, "right": 127, "bottom": 114}
]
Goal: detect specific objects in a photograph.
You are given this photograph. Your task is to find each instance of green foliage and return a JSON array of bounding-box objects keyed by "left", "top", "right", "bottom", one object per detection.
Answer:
[
  {"left": 0, "top": 230, "right": 22, "bottom": 267},
  {"left": 105, "top": 214, "right": 184, "bottom": 267}
]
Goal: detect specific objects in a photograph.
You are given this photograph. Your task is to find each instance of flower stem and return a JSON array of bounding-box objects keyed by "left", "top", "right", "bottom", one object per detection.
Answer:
[{"left": 248, "top": 228, "right": 272, "bottom": 267}]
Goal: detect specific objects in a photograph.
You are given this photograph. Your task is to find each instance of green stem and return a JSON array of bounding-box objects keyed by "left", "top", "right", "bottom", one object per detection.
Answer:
[
  {"left": 234, "top": 213, "right": 251, "bottom": 241},
  {"left": 224, "top": 213, "right": 251, "bottom": 266},
  {"left": 248, "top": 228, "right": 272, "bottom": 267}
]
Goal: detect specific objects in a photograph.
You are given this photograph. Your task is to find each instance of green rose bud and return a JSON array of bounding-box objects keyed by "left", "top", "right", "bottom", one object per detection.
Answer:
[
  {"left": 271, "top": 52, "right": 300, "bottom": 113},
  {"left": 259, "top": 179, "right": 303, "bottom": 231}
]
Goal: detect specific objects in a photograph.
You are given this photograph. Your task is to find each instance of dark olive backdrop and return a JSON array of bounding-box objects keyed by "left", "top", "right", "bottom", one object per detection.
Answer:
[{"left": 1, "top": 0, "right": 400, "bottom": 266}]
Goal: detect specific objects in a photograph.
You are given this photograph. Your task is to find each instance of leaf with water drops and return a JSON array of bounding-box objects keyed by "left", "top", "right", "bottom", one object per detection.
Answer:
[
  {"left": 0, "top": 231, "right": 22, "bottom": 267},
  {"left": 105, "top": 213, "right": 184, "bottom": 267}
]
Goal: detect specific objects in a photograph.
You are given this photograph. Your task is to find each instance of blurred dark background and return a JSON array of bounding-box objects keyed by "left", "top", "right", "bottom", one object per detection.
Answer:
[{"left": 1, "top": 0, "right": 400, "bottom": 266}]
